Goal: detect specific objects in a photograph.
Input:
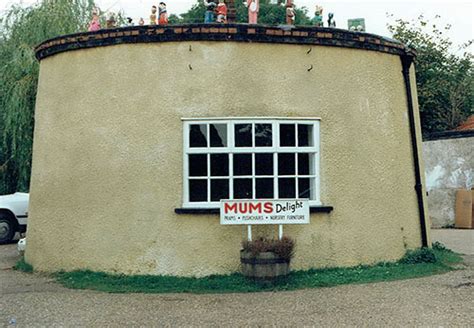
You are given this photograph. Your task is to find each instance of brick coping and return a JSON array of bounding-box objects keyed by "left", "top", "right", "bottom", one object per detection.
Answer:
[{"left": 35, "top": 23, "right": 415, "bottom": 60}]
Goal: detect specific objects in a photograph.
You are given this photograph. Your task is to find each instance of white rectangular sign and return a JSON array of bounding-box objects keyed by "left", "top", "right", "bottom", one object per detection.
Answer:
[{"left": 220, "top": 199, "right": 310, "bottom": 225}]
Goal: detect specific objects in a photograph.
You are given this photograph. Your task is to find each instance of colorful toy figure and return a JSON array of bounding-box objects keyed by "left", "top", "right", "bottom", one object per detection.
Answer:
[
  {"left": 158, "top": 2, "right": 168, "bottom": 25},
  {"left": 216, "top": 0, "right": 228, "bottom": 23},
  {"left": 285, "top": 1, "right": 295, "bottom": 25},
  {"left": 204, "top": 0, "right": 217, "bottom": 23},
  {"left": 327, "top": 12, "right": 336, "bottom": 27},
  {"left": 88, "top": 8, "right": 101, "bottom": 32},
  {"left": 106, "top": 12, "right": 116, "bottom": 28},
  {"left": 311, "top": 5, "right": 323, "bottom": 27},
  {"left": 138, "top": 18, "right": 145, "bottom": 26},
  {"left": 243, "top": 0, "right": 259, "bottom": 24},
  {"left": 150, "top": 6, "right": 157, "bottom": 25}
]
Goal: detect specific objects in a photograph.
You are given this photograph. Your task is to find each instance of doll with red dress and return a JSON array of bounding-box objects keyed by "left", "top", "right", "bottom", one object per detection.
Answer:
[
  {"left": 216, "top": 0, "right": 227, "bottom": 23},
  {"left": 158, "top": 2, "right": 168, "bottom": 25}
]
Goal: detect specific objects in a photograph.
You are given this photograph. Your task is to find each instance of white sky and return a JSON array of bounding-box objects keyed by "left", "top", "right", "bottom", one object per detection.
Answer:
[{"left": 1, "top": 0, "right": 472, "bottom": 50}]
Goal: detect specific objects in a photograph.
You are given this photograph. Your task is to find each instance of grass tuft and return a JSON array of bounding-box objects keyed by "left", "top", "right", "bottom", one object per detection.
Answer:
[
  {"left": 53, "top": 247, "right": 464, "bottom": 294},
  {"left": 13, "top": 257, "right": 33, "bottom": 273}
]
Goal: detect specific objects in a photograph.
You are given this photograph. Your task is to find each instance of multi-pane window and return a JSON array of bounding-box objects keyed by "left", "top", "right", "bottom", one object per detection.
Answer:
[{"left": 183, "top": 119, "right": 320, "bottom": 208}]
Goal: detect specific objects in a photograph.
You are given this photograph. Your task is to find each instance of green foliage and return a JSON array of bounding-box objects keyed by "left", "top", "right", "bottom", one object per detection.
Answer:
[
  {"left": 387, "top": 15, "right": 473, "bottom": 137},
  {"left": 55, "top": 247, "right": 461, "bottom": 293},
  {"left": 432, "top": 241, "right": 453, "bottom": 252},
  {"left": 179, "top": 0, "right": 311, "bottom": 25},
  {"left": 13, "top": 257, "right": 34, "bottom": 273},
  {"left": 399, "top": 247, "right": 437, "bottom": 264},
  {"left": 0, "top": 0, "right": 95, "bottom": 195}
]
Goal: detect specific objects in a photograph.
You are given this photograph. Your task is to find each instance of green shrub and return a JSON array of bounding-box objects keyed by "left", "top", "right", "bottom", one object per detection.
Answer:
[
  {"left": 13, "top": 258, "right": 33, "bottom": 272},
  {"left": 399, "top": 247, "right": 437, "bottom": 264},
  {"left": 432, "top": 241, "right": 452, "bottom": 252}
]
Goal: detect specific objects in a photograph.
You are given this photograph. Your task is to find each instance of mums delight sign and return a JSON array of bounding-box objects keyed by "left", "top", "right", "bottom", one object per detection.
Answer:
[{"left": 220, "top": 200, "right": 310, "bottom": 225}]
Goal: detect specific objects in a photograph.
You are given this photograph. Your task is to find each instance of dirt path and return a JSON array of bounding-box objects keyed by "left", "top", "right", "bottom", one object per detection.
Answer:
[{"left": 1, "top": 234, "right": 473, "bottom": 327}]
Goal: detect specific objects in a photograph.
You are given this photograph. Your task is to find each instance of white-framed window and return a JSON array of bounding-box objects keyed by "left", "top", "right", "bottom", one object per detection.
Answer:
[{"left": 182, "top": 118, "right": 321, "bottom": 208}]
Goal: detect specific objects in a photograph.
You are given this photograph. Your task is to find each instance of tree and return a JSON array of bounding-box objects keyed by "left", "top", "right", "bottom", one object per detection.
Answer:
[
  {"left": 387, "top": 15, "right": 473, "bottom": 137},
  {"left": 179, "top": 0, "right": 311, "bottom": 25},
  {"left": 0, "top": 0, "right": 95, "bottom": 194}
]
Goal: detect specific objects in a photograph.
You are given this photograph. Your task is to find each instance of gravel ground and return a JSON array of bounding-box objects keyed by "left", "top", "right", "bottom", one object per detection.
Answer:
[{"left": 1, "top": 230, "right": 473, "bottom": 327}]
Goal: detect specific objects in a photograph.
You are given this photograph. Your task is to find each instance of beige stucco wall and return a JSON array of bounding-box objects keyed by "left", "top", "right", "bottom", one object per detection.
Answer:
[{"left": 26, "top": 41, "right": 428, "bottom": 276}]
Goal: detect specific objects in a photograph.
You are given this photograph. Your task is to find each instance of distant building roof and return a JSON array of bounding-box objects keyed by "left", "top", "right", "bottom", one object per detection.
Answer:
[{"left": 455, "top": 115, "right": 474, "bottom": 131}]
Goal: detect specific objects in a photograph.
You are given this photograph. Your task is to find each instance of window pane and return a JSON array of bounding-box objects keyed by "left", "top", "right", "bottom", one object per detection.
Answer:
[
  {"left": 189, "top": 154, "right": 207, "bottom": 177},
  {"left": 255, "top": 153, "right": 273, "bottom": 175},
  {"left": 234, "top": 178, "right": 253, "bottom": 199},
  {"left": 278, "top": 153, "right": 295, "bottom": 175},
  {"left": 298, "top": 124, "right": 314, "bottom": 147},
  {"left": 234, "top": 154, "right": 252, "bottom": 176},
  {"left": 256, "top": 178, "right": 274, "bottom": 198},
  {"left": 280, "top": 124, "right": 295, "bottom": 146},
  {"left": 189, "top": 180, "right": 207, "bottom": 202},
  {"left": 255, "top": 124, "right": 272, "bottom": 147},
  {"left": 189, "top": 124, "right": 207, "bottom": 147},
  {"left": 210, "top": 124, "right": 227, "bottom": 147},
  {"left": 298, "top": 178, "right": 312, "bottom": 199},
  {"left": 298, "top": 153, "right": 315, "bottom": 175},
  {"left": 279, "top": 178, "right": 296, "bottom": 198},
  {"left": 235, "top": 124, "right": 252, "bottom": 147},
  {"left": 211, "top": 154, "right": 229, "bottom": 176},
  {"left": 211, "top": 179, "right": 229, "bottom": 201}
]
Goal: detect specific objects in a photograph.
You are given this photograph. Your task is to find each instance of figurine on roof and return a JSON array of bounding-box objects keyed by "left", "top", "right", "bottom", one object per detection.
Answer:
[
  {"left": 150, "top": 5, "right": 157, "bottom": 24},
  {"left": 243, "top": 0, "right": 259, "bottom": 24},
  {"left": 158, "top": 2, "right": 168, "bottom": 25},
  {"left": 327, "top": 12, "right": 336, "bottom": 27},
  {"left": 311, "top": 5, "right": 323, "bottom": 27},
  {"left": 88, "top": 7, "right": 101, "bottom": 32},
  {"left": 216, "top": 0, "right": 227, "bottom": 23},
  {"left": 106, "top": 12, "right": 116, "bottom": 28},
  {"left": 285, "top": 1, "right": 295, "bottom": 25},
  {"left": 138, "top": 18, "right": 145, "bottom": 26},
  {"left": 204, "top": 0, "right": 217, "bottom": 23}
]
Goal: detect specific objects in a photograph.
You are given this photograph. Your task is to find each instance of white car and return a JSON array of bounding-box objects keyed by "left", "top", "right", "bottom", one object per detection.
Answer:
[{"left": 0, "top": 192, "right": 29, "bottom": 244}]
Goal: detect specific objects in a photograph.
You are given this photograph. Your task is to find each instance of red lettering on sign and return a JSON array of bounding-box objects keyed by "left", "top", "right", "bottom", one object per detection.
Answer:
[
  {"left": 249, "top": 203, "right": 262, "bottom": 214},
  {"left": 224, "top": 203, "right": 238, "bottom": 214},
  {"left": 263, "top": 202, "right": 273, "bottom": 213}
]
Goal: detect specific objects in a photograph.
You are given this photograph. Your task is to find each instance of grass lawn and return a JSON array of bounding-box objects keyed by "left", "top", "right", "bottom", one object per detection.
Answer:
[{"left": 21, "top": 243, "right": 459, "bottom": 294}]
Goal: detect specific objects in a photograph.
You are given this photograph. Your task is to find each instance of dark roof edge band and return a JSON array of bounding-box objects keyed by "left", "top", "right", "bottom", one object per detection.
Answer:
[
  {"left": 424, "top": 129, "right": 474, "bottom": 141},
  {"left": 34, "top": 23, "right": 415, "bottom": 60}
]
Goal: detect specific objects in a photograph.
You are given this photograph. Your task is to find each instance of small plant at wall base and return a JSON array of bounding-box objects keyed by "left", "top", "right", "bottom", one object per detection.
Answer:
[
  {"left": 13, "top": 257, "right": 34, "bottom": 273},
  {"left": 240, "top": 236, "right": 295, "bottom": 280}
]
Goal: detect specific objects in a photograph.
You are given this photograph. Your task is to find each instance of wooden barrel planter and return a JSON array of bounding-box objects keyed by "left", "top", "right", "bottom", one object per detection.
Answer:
[{"left": 240, "top": 250, "right": 290, "bottom": 280}]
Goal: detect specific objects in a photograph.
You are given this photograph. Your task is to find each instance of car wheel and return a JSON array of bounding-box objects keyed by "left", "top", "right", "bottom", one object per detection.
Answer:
[{"left": 0, "top": 216, "right": 15, "bottom": 244}]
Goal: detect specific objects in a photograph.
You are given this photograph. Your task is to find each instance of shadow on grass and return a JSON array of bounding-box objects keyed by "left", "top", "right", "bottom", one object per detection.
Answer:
[{"left": 41, "top": 245, "right": 463, "bottom": 294}]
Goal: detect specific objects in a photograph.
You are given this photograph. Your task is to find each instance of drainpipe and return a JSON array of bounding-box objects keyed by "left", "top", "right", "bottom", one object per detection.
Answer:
[{"left": 401, "top": 51, "right": 429, "bottom": 247}]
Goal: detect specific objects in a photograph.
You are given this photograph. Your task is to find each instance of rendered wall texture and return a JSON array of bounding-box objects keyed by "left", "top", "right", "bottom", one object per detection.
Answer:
[
  {"left": 423, "top": 137, "right": 474, "bottom": 227},
  {"left": 26, "top": 40, "right": 428, "bottom": 276}
]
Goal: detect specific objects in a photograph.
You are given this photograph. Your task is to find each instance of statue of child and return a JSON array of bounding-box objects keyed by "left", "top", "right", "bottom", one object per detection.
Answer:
[
  {"left": 158, "top": 2, "right": 168, "bottom": 25},
  {"left": 216, "top": 0, "right": 227, "bottom": 23},
  {"left": 204, "top": 0, "right": 217, "bottom": 23},
  {"left": 88, "top": 8, "right": 101, "bottom": 32},
  {"left": 150, "top": 6, "right": 157, "bottom": 25}
]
